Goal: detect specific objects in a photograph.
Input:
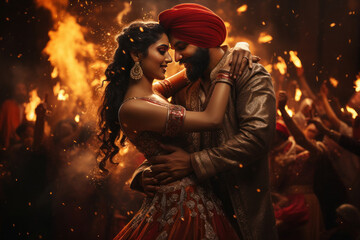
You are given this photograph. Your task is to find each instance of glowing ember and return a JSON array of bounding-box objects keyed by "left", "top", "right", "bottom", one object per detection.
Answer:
[
  {"left": 57, "top": 89, "right": 69, "bottom": 101},
  {"left": 236, "top": 4, "right": 248, "bottom": 15},
  {"left": 258, "top": 32, "right": 273, "bottom": 43},
  {"left": 275, "top": 56, "right": 287, "bottom": 75},
  {"left": 289, "top": 51, "right": 302, "bottom": 68},
  {"left": 346, "top": 105, "right": 358, "bottom": 119},
  {"left": 295, "top": 87, "right": 302, "bottom": 101},
  {"left": 74, "top": 114, "right": 80, "bottom": 123},
  {"left": 354, "top": 74, "right": 360, "bottom": 92},
  {"left": 330, "top": 23, "right": 336, "bottom": 27},
  {"left": 329, "top": 77, "right": 339, "bottom": 88},
  {"left": 25, "top": 89, "right": 42, "bottom": 121},
  {"left": 116, "top": 2, "right": 132, "bottom": 25}
]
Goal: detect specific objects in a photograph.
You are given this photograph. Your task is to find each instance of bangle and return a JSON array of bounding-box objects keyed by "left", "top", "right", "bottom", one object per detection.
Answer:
[
  {"left": 214, "top": 71, "right": 234, "bottom": 86},
  {"left": 156, "top": 80, "right": 174, "bottom": 98}
]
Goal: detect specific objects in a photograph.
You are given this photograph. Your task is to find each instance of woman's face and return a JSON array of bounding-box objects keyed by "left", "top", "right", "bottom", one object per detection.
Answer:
[{"left": 140, "top": 33, "right": 172, "bottom": 80}]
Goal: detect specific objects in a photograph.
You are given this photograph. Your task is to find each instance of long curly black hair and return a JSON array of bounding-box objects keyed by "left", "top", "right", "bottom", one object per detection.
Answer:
[{"left": 98, "top": 22, "right": 165, "bottom": 173}]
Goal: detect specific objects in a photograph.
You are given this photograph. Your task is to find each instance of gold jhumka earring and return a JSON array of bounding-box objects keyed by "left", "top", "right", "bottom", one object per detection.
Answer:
[{"left": 130, "top": 61, "right": 143, "bottom": 80}]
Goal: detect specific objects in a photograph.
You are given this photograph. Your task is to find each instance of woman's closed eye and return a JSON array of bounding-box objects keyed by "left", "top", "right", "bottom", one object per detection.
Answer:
[{"left": 157, "top": 46, "right": 169, "bottom": 55}]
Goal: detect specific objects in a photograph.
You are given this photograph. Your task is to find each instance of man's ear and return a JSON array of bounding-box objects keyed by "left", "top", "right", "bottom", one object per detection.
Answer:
[{"left": 130, "top": 52, "right": 140, "bottom": 62}]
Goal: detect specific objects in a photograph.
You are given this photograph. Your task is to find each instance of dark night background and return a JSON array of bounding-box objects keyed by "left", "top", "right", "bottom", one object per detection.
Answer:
[{"left": 0, "top": 0, "right": 359, "bottom": 104}]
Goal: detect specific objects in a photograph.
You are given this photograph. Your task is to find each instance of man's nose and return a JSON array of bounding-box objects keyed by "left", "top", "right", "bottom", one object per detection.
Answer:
[{"left": 174, "top": 51, "right": 182, "bottom": 62}]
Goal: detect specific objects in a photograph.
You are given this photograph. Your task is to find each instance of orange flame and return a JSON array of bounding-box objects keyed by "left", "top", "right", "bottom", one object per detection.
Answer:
[
  {"left": 346, "top": 105, "right": 358, "bottom": 119},
  {"left": 117, "top": 2, "right": 132, "bottom": 25},
  {"left": 53, "top": 81, "right": 60, "bottom": 96},
  {"left": 57, "top": 89, "right": 69, "bottom": 101},
  {"left": 236, "top": 5, "right": 248, "bottom": 15},
  {"left": 51, "top": 67, "right": 58, "bottom": 78},
  {"left": 354, "top": 74, "right": 360, "bottom": 92},
  {"left": 277, "top": 106, "right": 294, "bottom": 117},
  {"left": 329, "top": 77, "right": 339, "bottom": 88},
  {"left": 295, "top": 87, "right": 302, "bottom": 101},
  {"left": 44, "top": 16, "right": 96, "bottom": 101},
  {"left": 264, "top": 64, "right": 273, "bottom": 74},
  {"left": 289, "top": 51, "right": 302, "bottom": 68},
  {"left": 285, "top": 105, "right": 294, "bottom": 117},
  {"left": 275, "top": 56, "right": 287, "bottom": 75},
  {"left": 224, "top": 21, "right": 232, "bottom": 34},
  {"left": 258, "top": 32, "right": 273, "bottom": 43},
  {"left": 35, "top": 0, "right": 68, "bottom": 20},
  {"left": 25, "top": 90, "right": 41, "bottom": 121}
]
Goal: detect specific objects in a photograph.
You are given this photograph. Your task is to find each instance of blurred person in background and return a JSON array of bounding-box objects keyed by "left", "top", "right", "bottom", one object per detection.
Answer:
[{"left": 0, "top": 82, "right": 28, "bottom": 149}]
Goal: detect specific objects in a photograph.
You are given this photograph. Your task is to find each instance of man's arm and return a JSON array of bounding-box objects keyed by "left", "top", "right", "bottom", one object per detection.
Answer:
[{"left": 191, "top": 64, "right": 276, "bottom": 180}]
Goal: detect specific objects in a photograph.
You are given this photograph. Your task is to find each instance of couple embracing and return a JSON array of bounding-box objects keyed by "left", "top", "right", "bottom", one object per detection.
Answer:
[{"left": 98, "top": 3, "right": 278, "bottom": 240}]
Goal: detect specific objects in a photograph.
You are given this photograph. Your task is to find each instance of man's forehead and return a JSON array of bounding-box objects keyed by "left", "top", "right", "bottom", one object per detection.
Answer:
[{"left": 169, "top": 36, "right": 187, "bottom": 48}]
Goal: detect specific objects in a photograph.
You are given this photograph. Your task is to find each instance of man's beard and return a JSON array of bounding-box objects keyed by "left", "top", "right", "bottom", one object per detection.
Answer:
[{"left": 181, "top": 48, "right": 210, "bottom": 82}]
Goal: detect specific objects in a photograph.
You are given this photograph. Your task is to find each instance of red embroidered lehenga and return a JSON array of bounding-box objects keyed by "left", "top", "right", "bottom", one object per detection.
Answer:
[{"left": 114, "top": 97, "right": 239, "bottom": 240}]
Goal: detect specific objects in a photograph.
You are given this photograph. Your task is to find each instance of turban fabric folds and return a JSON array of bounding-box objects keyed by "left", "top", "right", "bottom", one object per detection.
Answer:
[{"left": 158, "top": 3, "right": 227, "bottom": 48}]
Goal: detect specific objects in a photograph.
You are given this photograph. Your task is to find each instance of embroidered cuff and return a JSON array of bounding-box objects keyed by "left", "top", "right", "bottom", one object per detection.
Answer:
[{"left": 164, "top": 104, "right": 186, "bottom": 137}]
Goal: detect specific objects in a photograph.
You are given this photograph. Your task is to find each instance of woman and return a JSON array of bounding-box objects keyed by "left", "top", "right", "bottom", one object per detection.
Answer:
[
  {"left": 98, "top": 21, "right": 243, "bottom": 240},
  {"left": 275, "top": 91, "right": 326, "bottom": 240}
]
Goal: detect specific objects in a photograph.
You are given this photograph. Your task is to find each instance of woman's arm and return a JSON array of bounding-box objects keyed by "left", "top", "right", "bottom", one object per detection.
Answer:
[
  {"left": 154, "top": 43, "right": 260, "bottom": 98},
  {"left": 319, "top": 82, "right": 341, "bottom": 130},
  {"left": 120, "top": 58, "right": 232, "bottom": 134},
  {"left": 309, "top": 119, "right": 360, "bottom": 157},
  {"left": 296, "top": 67, "right": 317, "bottom": 100},
  {"left": 278, "top": 91, "right": 321, "bottom": 156},
  {"left": 153, "top": 69, "right": 188, "bottom": 98}
]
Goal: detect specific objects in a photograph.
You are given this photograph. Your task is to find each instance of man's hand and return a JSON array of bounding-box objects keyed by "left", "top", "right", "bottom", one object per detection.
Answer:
[
  {"left": 308, "top": 119, "right": 328, "bottom": 134},
  {"left": 229, "top": 43, "right": 260, "bottom": 79},
  {"left": 278, "top": 91, "right": 288, "bottom": 110},
  {"left": 149, "top": 144, "right": 193, "bottom": 185},
  {"left": 141, "top": 169, "right": 159, "bottom": 197}
]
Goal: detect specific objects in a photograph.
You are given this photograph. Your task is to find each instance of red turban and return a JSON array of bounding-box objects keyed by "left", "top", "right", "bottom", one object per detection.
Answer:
[{"left": 158, "top": 3, "right": 226, "bottom": 48}]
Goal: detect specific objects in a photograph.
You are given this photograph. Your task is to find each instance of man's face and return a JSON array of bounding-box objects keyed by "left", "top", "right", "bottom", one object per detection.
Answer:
[{"left": 169, "top": 36, "right": 209, "bottom": 82}]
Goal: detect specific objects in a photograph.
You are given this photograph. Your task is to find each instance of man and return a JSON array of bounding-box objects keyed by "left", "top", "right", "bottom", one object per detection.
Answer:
[
  {"left": 130, "top": 4, "right": 277, "bottom": 239},
  {"left": 0, "top": 82, "right": 28, "bottom": 148}
]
